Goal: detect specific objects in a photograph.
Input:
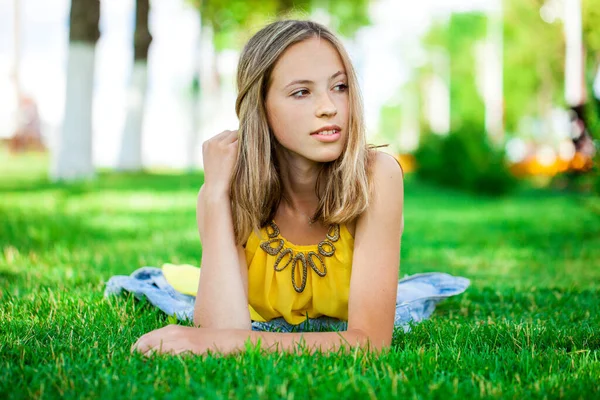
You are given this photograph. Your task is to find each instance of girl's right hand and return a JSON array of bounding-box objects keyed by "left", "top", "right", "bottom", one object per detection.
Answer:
[{"left": 202, "top": 130, "right": 239, "bottom": 196}]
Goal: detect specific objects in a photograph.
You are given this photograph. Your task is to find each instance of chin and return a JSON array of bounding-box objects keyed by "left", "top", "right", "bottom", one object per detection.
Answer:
[{"left": 311, "top": 148, "right": 344, "bottom": 163}]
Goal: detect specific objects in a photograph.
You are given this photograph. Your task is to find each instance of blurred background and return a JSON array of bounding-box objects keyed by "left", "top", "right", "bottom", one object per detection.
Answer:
[{"left": 1, "top": 0, "right": 599, "bottom": 194}]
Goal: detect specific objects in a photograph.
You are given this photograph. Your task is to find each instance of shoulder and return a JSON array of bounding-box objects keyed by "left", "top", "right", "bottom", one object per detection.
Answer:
[
  {"left": 346, "top": 151, "right": 403, "bottom": 236},
  {"left": 369, "top": 150, "right": 404, "bottom": 193},
  {"left": 372, "top": 150, "right": 403, "bottom": 171},
  {"left": 348, "top": 151, "right": 404, "bottom": 234},
  {"left": 357, "top": 150, "right": 404, "bottom": 228}
]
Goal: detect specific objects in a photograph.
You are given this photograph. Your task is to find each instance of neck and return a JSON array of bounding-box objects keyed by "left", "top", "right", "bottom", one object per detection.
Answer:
[{"left": 275, "top": 149, "right": 322, "bottom": 221}]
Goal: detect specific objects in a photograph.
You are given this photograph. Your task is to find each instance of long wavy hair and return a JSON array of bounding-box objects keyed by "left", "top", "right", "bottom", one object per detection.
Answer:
[{"left": 231, "top": 19, "right": 375, "bottom": 245}]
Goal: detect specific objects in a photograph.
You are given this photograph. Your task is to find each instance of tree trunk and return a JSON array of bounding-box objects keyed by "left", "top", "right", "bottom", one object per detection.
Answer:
[
  {"left": 425, "top": 50, "right": 450, "bottom": 135},
  {"left": 117, "top": 0, "right": 152, "bottom": 171},
  {"left": 564, "top": 0, "right": 586, "bottom": 106},
  {"left": 13, "top": 0, "right": 21, "bottom": 107},
  {"left": 186, "top": 22, "right": 202, "bottom": 171},
  {"left": 484, "top": 0, "right": 504, "bottom": 146},
  {"left": 593, "top": 59, "right": 600, "bottom": 100},
  {"left": 51, "top": 0, "right": 100, "bottom": 181}
]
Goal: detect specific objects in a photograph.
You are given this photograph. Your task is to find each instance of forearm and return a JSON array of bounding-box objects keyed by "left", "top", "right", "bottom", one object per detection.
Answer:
[
  {"left": 214, "top": 328, "right": 386, "bottom": 355},
  {"left": 195, "top": 188, "right": 251, "bottom": 330}
]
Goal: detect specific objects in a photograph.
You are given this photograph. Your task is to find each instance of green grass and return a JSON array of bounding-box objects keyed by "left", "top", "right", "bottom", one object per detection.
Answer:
[{"left": 1, "top": 149, "right": 599, "bottom": 399}]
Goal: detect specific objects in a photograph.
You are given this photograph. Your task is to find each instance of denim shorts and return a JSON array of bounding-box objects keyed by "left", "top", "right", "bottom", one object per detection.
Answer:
[{"left": 104, "top": 267, "right": 470, "bottom": 333}]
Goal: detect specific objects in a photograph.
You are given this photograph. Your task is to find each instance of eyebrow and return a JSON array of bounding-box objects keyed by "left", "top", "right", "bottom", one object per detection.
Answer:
[{"left": 284, "top": 71, "right": 347, "bottom": 89}]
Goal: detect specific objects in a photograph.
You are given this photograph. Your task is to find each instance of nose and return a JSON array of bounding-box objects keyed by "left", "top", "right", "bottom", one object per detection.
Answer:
[{"left": 315, "top": 93, "right": 337, "bottom": 118}]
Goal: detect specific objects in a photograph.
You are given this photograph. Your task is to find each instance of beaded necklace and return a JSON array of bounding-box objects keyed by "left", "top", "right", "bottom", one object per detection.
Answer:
[{"left": 259, "top": 221, "right": 340, "bottom": 293}]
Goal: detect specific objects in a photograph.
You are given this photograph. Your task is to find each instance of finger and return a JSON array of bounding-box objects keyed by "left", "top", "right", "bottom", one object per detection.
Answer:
[
  {"left": 131, "top": 337, "right": 143, "bottom": 354},
  {"left": 143, "top": 348, "right": 156, "bottom": 357},
  {"left": 214, "top": 130, "right": 236, "bottom": 142},
  {"left": 221, "top": 130, "right": 239, "bottom": 145},
  {"left": 139, "top": 339, "right": 160, "bottom": 357},
  {"left": 132, "top": 340, "right": 151, "bottom": 354},
  {"left": 143, "top": 340, "right": 170, "bottom": 357},
  {"left": 132, "top": 334, "right": 156, "bottom": 354}
]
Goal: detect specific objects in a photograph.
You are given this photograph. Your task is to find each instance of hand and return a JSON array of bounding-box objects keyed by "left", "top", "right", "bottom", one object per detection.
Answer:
[
  {"left": 202, "top": 130, "right": 239, "bottom": 196},
  {"left": 131, "top": 324, "right": 239, "bottom": 357}
]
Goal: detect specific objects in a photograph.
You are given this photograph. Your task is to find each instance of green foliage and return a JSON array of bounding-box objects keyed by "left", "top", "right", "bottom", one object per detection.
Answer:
[
  {"left": 503, "top": 0, "right": 565, "bottom": 133},
  {"left": 377, "top": 101, "right": 403, "bottom": 152},
  {"left": 188, "top": 0, "right": 370, "bottom": 51},
  {"left": 583, "top": 98, "right": 600, "bottom": 196},
  {"left": 1, "top": 154, "right": 600, "bottom": 397},
  {"left": 324, "top": 0, "right": 371, "bottom": 38},
  {"left": 421, "top": 12, "right": 487, "bottom": 131},
  {"left": 415, "top": 125, "right": 517, "bottom": 195},
  {"left": 189, "top": 0, "right": 284, "bottom": 51},
  {"left": 583, "top": 0, "right": 600, "bottom": 66},
  {"left": 448, "top": 13, "right": 487, "bottom": 130},
  {"left": 594, "top": 161, "right": 600, "bottom": 195}
]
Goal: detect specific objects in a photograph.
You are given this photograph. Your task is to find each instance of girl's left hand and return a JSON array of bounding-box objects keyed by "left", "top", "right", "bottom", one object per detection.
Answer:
[{"left": 131, "top": 324, "right": 235, "bottom": 357}]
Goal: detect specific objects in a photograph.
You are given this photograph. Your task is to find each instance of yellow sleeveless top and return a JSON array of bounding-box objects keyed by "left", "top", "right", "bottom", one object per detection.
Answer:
[{"left": 245, "top": 221, "right": 354, "bottom": 325}]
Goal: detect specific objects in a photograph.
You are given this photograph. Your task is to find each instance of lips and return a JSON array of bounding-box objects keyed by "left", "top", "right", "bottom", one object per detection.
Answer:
[{"left": 310, "top": 125, "right": 342, "bottom": 136}]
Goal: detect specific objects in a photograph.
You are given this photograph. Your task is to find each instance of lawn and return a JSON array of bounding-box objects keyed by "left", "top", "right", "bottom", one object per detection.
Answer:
[{"left": 1, "top": 150, "right": 599, "bottom": 399}]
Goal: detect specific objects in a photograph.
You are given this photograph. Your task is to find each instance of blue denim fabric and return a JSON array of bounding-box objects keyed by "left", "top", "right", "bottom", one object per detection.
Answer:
[{"left": 104, "top": 267, "right": 470, "bottom": 333}]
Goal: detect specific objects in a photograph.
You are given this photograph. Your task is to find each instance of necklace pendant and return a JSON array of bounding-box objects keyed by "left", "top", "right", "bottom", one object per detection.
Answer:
[
  {"left": 261, "top": 220, "right": 338, "bottom": 292},
  {"left": 260, "top": 238, "right": 284, "bottom": 256},
  {"left": 318, "top": 240, "right": 335, "bottom": 257},
  {"left": 326, "top": 224, "right": 340, "bottom": 242},
  {"left": 291, "top": 253, "right": 308, "bottom": 293},
  {"left": 274, "top": 248, "right": 294, "bottom": 271},
  {"left": 307, "top": 251, "right": 327, "bottom": 277}
]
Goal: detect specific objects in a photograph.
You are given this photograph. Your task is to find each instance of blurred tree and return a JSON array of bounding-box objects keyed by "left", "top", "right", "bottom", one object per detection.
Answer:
[
  {"left": 503, "top": 0, "right": 564, "bottom": 136},
  {"left": 51, "top": 0, "right": 100, "bottom": 181},
  {"left": 582, "top": 0, "right": 600, "bottom": 137},
  {"left": 377, "top": 79, "right": 422, "bottom": 154},
  {"left": 117, "top": 0, "right": 152, "bottom": 171},
  {"left": 581, "top": 0, "right": 600, "bottom": 192},
  {"left": 502, "top": 0, "right": 600, "bottom": 137},
  {"left": 418, "top": 14, "right": 514, "bottom": 195},
  {"left": 189, "top": 0, "right": 279, "bottom": 53},
  {"left": 189, "top": 0, "right": 370, "bottom": 51},
  {"left": 582, "top": 0, "right": 600, "bottom": 92},
  {"left": 421, "top": 12, "right": 487, "bottom": 132},
  {"left": 315, "top": 0, "right": 370, "bottom": 38},
  {"left": 448, "top": 13, "right": 488, "bottom": 131}
]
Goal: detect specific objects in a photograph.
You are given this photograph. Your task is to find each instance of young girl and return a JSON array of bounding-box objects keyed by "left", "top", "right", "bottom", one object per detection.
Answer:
[{"left": 132, "top": 19, "right": 404, "bottom": 356}]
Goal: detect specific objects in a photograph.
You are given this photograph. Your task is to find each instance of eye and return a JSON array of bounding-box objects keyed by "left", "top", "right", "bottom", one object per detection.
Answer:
[
  {"left": 333, "top": 83, "right": 348, "bottom": 92},
  {"left": 291, "top": 89, "right": 309, "bottom": 98}
]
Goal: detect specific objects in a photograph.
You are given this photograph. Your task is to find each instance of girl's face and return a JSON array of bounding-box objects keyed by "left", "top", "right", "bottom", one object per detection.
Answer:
[{"left": 265, "top": 37, "right": 349, "bottom": 164}]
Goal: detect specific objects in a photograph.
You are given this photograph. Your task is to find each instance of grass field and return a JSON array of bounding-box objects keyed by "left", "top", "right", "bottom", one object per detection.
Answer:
[{"left": 1, "top": 150, "right": 599, "bottom": 399}]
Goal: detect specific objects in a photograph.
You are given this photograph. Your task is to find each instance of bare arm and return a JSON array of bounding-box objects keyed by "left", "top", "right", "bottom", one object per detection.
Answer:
[
  {"left": 346, "top": 151, "right": 404, "bottom": 348},
  {"left": 193, "top": 131, "right": 251, "bottom": 330},
  {"left": 134, "top": 325, "right": 377, "bottom": 356},
  {"left": 212, "top": 328, "right": 376, "bottom": 355},
  {"left": 194, "top": 187, "right": 250, "bottom": 330}
]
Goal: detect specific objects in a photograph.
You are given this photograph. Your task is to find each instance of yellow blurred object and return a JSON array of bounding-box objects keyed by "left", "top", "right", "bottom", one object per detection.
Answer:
[
  {"left": 508, "top": 152, "right": 593, "bottom": 178},
  {"left": 396, "top": 154, "right": 416, "bottom": 173},
  {"left": 571, "top": 152, "right": 594, "bottom": 171},
  {"left": 161, "top": 263, "right": 200, "bottom": 296},
  {"left": 161, "top": 263, "right": 265, "bottom": 322}
]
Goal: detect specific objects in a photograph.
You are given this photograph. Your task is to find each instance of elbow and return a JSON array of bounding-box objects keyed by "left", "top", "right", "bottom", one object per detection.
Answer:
[
  {"left": 193, "top": 308, "right": 252, "bottom": 330},
  {"left": 350, "top": 328, "right": 392, "bottom": 353},
  {"left": 192, "top": 309, "right": 203, "bottom": 328}
]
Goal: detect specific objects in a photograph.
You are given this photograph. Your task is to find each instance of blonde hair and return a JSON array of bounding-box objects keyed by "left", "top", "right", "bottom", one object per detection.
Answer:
[{"left": 231, "top": 19, "right": 375, "bottom": 245}]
